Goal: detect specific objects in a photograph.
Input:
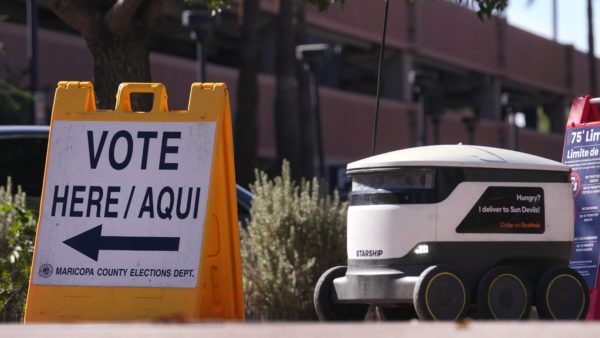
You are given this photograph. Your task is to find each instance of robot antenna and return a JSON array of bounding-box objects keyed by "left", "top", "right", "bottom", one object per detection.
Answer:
[{"left": 371, "top": 0, "right": 391, "bottom": 156}]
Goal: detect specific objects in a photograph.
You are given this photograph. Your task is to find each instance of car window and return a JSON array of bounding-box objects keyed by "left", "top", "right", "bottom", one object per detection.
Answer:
[{"left": 0, "top": 137, "right": 48, "bottom": 198}]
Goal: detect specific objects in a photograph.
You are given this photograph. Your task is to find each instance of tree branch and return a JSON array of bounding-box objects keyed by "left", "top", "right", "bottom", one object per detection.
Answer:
[
  {"left": 44, "top": 0, "right": 95, "bottom": 37},
  {"left": 105, "top": 0, "right": 145, "bottom": 34},
  {"left": 140, "top": 0, "right": 167, "bottom": 31},
  {"left": 105, "top": 0, "right": 166, "bottom": 35}
]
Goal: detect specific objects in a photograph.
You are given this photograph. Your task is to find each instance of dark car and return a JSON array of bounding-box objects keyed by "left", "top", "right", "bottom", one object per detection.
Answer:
[
  {"left": 0, "top": 126, "right": 49, "bottom": 208},
  {"left": 0, "top": 125, "right": 252, "bottom": 220}
]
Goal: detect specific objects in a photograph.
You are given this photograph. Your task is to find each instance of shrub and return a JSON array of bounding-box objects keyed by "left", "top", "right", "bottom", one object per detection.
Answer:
[
  {"left": 241, "top": 161, "right": 347, "bottom": 320},
  {"left": 0, "top": 178, "right": 36, "bottom": 322},
  {"left": 0, "top": 80, "right": 33, "bottom": 125}
]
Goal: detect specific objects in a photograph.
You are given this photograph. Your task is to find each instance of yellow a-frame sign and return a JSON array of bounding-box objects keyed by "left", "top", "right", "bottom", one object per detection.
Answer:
[{"left": 25, "top": 81, "right": 243, "bottom": 321}]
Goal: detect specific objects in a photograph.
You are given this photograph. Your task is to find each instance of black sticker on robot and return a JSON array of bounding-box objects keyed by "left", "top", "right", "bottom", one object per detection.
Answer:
[{"left": 456, "top": 187, "right": 544, "bottom": 234}]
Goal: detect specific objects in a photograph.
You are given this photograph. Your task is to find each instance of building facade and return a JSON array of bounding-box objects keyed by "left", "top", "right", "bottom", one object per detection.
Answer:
[{"left": 1, "top": 0, "right": 597, "bottom": 179}]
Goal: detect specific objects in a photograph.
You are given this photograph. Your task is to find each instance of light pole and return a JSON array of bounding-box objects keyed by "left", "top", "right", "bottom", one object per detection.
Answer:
[
  {"left": 27, "top": 0, "right": 45, "bottom": 124},
  {"left": 460, "top": 108, "right": 478, "bottom": 145},
  {"left": 502, "top": 93, "right": 527, "bottom": 150},
  {"left": 409, "top": 70, "right": 438, "bottom": 146},
  {"left": 296, "top": 43, "right": 338, "bottom": 179},
  {"left": 182, "top": 10, "right": 213, "bottom": 82}
]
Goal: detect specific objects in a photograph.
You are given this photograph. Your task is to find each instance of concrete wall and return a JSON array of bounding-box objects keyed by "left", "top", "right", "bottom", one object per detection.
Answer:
[{"left": 268, "top": 0, "right": 598, "bottom": 98}]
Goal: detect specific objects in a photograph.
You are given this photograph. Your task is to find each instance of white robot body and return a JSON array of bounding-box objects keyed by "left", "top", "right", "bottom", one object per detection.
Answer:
[{"left": 348, "top": 181, "right": 573, "bottom": 261}]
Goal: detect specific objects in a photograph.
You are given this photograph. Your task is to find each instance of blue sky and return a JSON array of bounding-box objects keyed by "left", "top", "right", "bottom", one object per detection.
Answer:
[{"left": 505, "top": 0, "right": 596, "bottom": 54}]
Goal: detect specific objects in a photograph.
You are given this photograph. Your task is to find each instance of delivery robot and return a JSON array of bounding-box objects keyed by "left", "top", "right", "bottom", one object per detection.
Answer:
[{"left": 314, "top": 144, "right": 589, "bottom": 320}]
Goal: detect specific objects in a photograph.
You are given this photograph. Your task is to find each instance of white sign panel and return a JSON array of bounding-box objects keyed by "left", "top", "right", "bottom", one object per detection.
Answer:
[{"left": 32, "top": 120, "right": 215, "bottom": 288}]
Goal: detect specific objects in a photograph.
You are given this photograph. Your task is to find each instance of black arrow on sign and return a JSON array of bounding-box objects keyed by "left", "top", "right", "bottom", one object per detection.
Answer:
[{"left": 63, "top": 224, "right": 180, "bottom": 261}]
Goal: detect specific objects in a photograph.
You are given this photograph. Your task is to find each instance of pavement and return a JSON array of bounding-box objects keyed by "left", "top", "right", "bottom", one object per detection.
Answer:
[{"left": 1, "top": 322, "right": 600, "bottom": 338}]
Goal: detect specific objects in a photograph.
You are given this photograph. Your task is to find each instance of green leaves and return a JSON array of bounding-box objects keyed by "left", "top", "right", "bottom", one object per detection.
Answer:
[
  {"left": 305, "top": 0, "right": 345, "bottom": 11},
  {"left": 184, "top": 0, "right": 230, "bottom": 11},
  {"left": 455, "top": 0, "right": 508, "bottom": 19},
  {"left": 0, "top": 178, "right": 37, "bottom": 322},
  {"left": 185, "top": 0, "right": 344, "bottom": 12},
  {"left": 0, "top": 81, "right": 33, "bottom": 124},
  {"left": 241, "top": 161, "right": 347, "bottom": 320}
]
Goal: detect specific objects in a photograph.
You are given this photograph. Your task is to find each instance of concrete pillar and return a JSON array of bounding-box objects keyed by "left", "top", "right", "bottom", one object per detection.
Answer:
[
  {"left": 523, "top": 106, "right": 538, "bottom": 130},
  {"left": 382, "top": 51, "right": 413, "bottom": 102},
  {"left": 478, "top": 76, "right": 502, "bottom": 120},
  {"left": 545, "top": 97, "right": 568, "bottom": 133},
  {"left": 259, "top": 20, "right": 276, "bottom": 74}
]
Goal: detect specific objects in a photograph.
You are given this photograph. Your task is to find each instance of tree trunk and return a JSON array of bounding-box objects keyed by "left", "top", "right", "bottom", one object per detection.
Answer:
[
  {"left": 275, "top": 0, "right": 301, "bottom": 179},
  {"left": 87, "top": 35, "right": 152, "bottom": 110},
  {"left": 45, "top": 0, "right": 165, "bottom": 109},
  {"left": 588, "top": 0, "right": 597, "bottom": 95},
  {"left": 234, "top": 0, "right": 260, "bottom": 188}
]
